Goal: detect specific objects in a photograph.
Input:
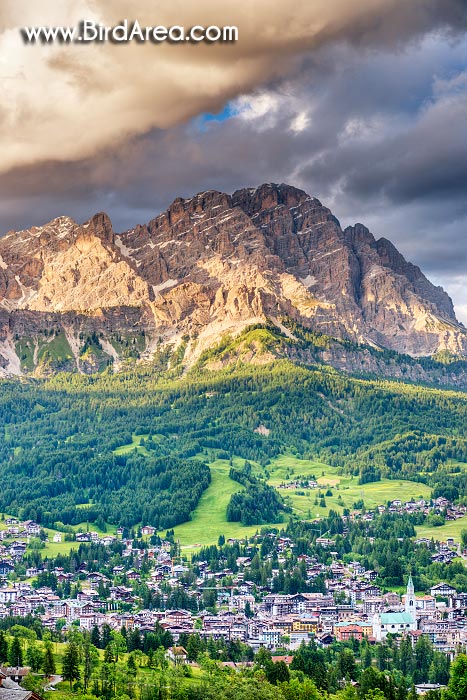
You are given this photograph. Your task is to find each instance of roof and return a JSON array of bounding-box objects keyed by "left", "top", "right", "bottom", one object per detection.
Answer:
[
  {"left": 0, "top": 677, "right": 34, "bottom": 699},
  {"left": 380, "top": 612, "right": 414, "bottom": 624},
  {"left": 272, "top": 656, "right": 294, "bottom": 665},
  {"left": 0, "top": 669, "right": 30, "bottom": 677}
]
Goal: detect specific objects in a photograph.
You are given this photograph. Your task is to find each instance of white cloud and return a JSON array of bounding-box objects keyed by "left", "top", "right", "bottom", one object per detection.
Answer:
[
  {"left": 1, "top": 0, "right": 465, "bottom": 173},
  {"left": 290, "top": 111, "right": 310, "bottom": 133}
]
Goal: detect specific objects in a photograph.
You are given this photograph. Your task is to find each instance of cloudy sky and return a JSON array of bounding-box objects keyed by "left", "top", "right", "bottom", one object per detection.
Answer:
[{"left": 1, "top": 0, "right": 466, "bottom": 321}]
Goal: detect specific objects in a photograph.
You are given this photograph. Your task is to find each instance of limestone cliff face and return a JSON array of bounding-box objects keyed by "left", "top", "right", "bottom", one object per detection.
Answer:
[{"left": 0, "top": 183, "right": 465, "bottom": 375}]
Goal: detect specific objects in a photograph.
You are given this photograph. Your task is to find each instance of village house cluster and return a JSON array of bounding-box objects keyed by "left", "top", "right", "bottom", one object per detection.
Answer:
[{"left": 1, "top": 516, "right": 467, "bottom": 664}]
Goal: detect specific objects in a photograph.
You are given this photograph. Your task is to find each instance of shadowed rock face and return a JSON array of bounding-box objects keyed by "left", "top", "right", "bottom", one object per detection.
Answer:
[{"left": 0, "top": 182, "right": 465, "bottom": 375}]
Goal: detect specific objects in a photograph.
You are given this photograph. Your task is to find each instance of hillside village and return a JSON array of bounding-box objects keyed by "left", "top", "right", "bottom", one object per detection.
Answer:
[{"left": 1, "top": 501, "right": 467, "bottom": 674}]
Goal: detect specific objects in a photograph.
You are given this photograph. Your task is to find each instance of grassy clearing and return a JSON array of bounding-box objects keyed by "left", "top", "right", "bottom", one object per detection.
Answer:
[
  {"left": 15, "top": 337, "right": 36, "bottom": 372},
  {"left": 109, "top": 332, "right": 147, "bottom": 360},
  {"left": 110, "top": 434, "right": 433, "bottom": 551},
  {"left": 172, "top": 452, "right": 431, "bottom": 550},
  {"left": 0, "top": 515, "right": 116, "bottom": 561},
  {"left": 173, "top": 457, "right": 286, "bottom": 552},
  {"left": 37, "top": 332, "right": 74, "bottom": 365},
  {"left": 416, "top": 516, "right": 467, "bottom": 543},
  {"left": 266, "top": 453, "right": 431, "bottom": 519},
  {"left": 40, "top": 521, "right": 117, "bottom": 558},
  {"left": 113, "top": 433, "right": 152, "bottom": 456}
]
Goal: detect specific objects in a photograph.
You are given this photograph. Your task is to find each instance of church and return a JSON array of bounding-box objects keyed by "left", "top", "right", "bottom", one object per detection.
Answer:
[{"left": 372, "top": 575, "right": 418, "bottom": 641}]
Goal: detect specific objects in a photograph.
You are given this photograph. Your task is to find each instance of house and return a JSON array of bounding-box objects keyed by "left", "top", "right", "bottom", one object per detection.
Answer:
[
  {"left": 259, "top": 628, "right": 282, "bottom": 648},
  {"left": 166, "top": 646, "right": 188, "bottom": 664},
  {"left": 430, "top": 583, "right": 457, "bottom": 598},
  {"left": 0, "top": 667, "right": 31, "bottom": 684},
  {"left": 8, "top": 543, "right": 26, "bottom": 558},
  {"left": 53, "top": 533, "right": 62, "bottom": 543},
  {"left": 0, "top": 668, "right": 42, "bottom": 698},
  {"left": 163, "top": 610, "right": 193, "bottom": 627},
  {"left": 100, "top": 536, "right": 116, "bottom": 546},
  {"left": 0, "top": 562, "right": 14, "bottom": 576},
  {"left": 335, "top": 622, "right": 373, "bottom": 642},
  {"left": 316, "top": 538, "right": 335, "bottom": 548},
  {"left": 414, "top": 684, "right": 446, "bottom": 696},
  {"left": 0, "top": 667, "right": 43, "bottom": 699},
  {"left": 0, "top": 588, "right": 18, "bottom": 604},
  {"left": 23, "top": 521, "right": 41, "bottom": 536},
  {"left": 317, "top": 632, "right": 334, "bottom": 646},
  {"left": 372, "top": 575, "right": 417, "bottom": 641},
  {"left": 141, "top": 526, "right": 156, "bottom": 536},
  {"left": 75, "top": 533, "right": 91, "bottom": 543},
  {"left": 0, "top": 677, "right": 42, "bottom": 699}
]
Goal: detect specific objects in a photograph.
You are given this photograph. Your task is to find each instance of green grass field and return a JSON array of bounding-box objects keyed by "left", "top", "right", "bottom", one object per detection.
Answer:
[
  {"left": 0, "top": 448, "right": 435, "bottom": 558},
  {"left": 39, "top": 521, "right": 117, "bottom": 557},
  {"left": 173, "top": 458, "right": 281, "bottom": 551},
  {"left": 265, "top": 453, "right": 431, "bottom": 518},
  {"left": 172, "top": 452, "right": 431, "bottom": 551},
  {"left": 416, "top": 516, "right": 467, "bottom": 543},
  {"left": 113, "top": 433, "right": 166, "bottom": 457},
  {"left": 0, "top": 516, "right": 116, "bottom": 562}
]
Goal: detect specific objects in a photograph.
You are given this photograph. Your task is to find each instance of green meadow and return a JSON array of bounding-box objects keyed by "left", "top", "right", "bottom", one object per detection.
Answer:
[
  {"left": 0, "top": 515, "right": 117, "bottom": 561},
  {"left": 416, "top": 516, "right": 467, "bottom": 543},
  {"left": 172, "top": 452, "right": 432, "bottom": 551},
  {"left": 173, "top": 459, "right": 273, "bottom": 551}
]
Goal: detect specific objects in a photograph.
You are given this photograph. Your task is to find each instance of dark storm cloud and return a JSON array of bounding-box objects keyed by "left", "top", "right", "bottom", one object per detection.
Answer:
[
  {"left": 3, "top": 0, "right": 465, "bottom": 174},
  {"left": 0, "top": 3, "right": 466, "bottom": 318}
]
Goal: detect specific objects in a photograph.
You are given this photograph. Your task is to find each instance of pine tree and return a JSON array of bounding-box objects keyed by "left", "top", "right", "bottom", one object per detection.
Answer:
[
  {"left": 83, "top": 640, "right": 98, "bottom": 691},
  {"left": 127, "top": 653, "right": 137, "bottom": 677},
  {"left": 186, "top": 634, "right": 203, "bottom": 662},
  {"left": 90, "top": 625, "right": 101, "bottom": 648},
  {"left": 362, "top": 644, "right": 372, "bottom": 669},
  {"left": 414, "top": 635, "right": 433, "bottom": 684},
  {"left": 26, "top": 642, "right": 43, "bottom": 672},
  {"left": 101, "top": 623, "right": 112, "bottom": 649},
  {"left": 62, "top": 641, "right": 80, "bottom": 689},
  {"left": 43, "top": 642, "right": 56, "bottom": 677},
  {"left": 128, "top": 628, "right": 142, "bottom": 652},
  {"left": 104, "top": 643, "right": 115, "bottom": 664},
  {"left": 0, "top": 631, "right": 8, "bottom": 664},
  {"left": 8, "top": 636, "right": 23, "bottom": 667}
]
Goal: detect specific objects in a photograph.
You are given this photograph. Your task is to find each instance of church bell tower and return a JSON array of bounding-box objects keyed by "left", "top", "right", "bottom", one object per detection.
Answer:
[{"left": 405, "top": 574, "right": 416, "bottom": 620}]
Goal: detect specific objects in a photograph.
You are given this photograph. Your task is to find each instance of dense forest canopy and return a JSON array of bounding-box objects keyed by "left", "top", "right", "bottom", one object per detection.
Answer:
[{"left": 0, "top": 359, "right": 466, "bottom": 528}]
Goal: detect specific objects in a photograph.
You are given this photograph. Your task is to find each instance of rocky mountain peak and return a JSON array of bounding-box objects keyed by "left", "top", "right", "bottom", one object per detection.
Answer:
[
  {"left": 344, "top": 223, "right": 375, "bottom": 246},
  {"left": 0, "top": 182, "right": 465, "bottom": 376},
  {"left": 232, "top": 182, "right": 310, "bottom": 217},
  {"left": 84, "top": 212, "right": 115, "bottom": 243}
]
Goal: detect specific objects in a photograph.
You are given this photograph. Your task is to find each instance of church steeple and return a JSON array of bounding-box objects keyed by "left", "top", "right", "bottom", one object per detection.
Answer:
[{"left": 405, "top": 574, "right": 415, "bottom": 619}]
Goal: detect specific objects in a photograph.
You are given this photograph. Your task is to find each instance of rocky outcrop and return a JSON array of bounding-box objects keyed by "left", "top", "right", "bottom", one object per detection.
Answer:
[{"left": 0, "top": 182, "right": 465, "bottom": 376}]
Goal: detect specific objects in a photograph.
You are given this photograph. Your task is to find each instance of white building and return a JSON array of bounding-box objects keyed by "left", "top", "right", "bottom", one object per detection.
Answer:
[{"left": 372, "top": 575, "right": 417, "bottom": 641}]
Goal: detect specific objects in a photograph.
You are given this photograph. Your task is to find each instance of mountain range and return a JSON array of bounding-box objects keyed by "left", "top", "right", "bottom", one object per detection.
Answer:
[{"left": 0, "top": 182, "right": 465, "bottom": 377}]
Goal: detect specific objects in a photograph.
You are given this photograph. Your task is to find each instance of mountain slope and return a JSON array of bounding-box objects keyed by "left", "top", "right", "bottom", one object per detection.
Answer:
[{"left": 0, "top": 183, "right": 465, "bottom": 376}]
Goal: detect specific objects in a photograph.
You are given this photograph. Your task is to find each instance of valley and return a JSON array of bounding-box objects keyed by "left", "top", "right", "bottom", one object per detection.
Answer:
[{"left": 0, "top": 184, "right": 466, "bottom": 700}]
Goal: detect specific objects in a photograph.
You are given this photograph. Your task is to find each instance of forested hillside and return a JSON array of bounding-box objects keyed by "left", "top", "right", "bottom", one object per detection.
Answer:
[{"left": 0, "top": 355, "right": 466, "bottom": 530}]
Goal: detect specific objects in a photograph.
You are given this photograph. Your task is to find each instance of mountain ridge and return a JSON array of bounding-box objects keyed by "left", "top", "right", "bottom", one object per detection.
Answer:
[{"left": 0, "top": 182, "right": 465, "bottom": 377}]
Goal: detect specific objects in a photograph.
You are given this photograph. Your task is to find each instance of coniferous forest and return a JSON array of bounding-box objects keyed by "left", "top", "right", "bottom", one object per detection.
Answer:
[{"left": 0, "top": 357, "right": 466, "bottom": 529}]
